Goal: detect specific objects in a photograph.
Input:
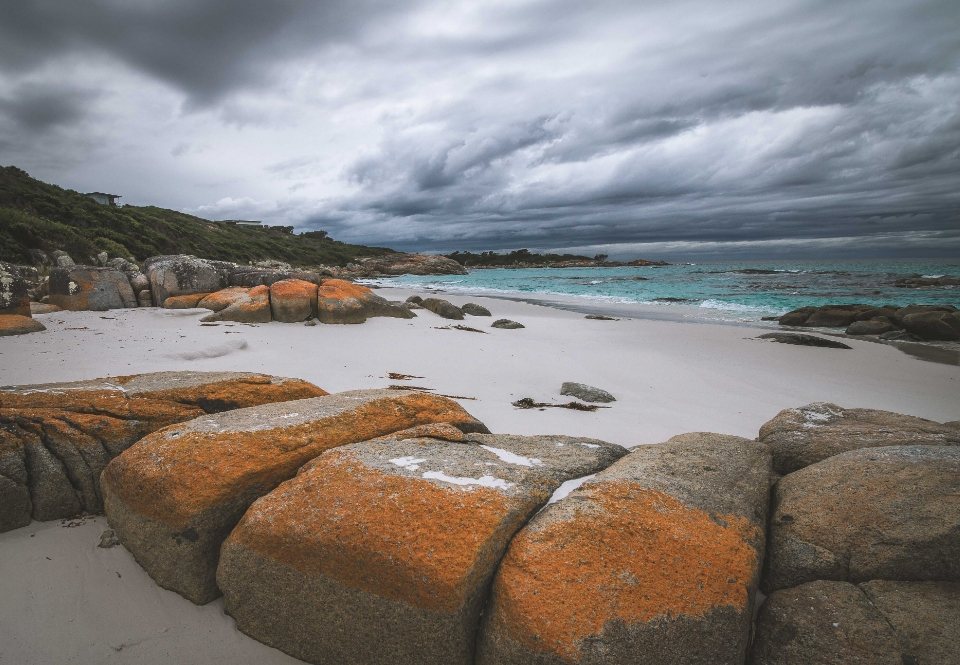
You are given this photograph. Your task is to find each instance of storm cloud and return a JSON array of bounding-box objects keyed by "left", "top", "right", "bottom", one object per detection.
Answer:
[{"left": 1, "top": 0, "right": 957, "bottom": 258}]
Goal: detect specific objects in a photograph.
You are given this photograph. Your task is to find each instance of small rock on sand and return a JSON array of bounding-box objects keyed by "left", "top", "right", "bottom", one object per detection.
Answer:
[{"left": 560, "top": 382, "right": 616, "bottom": 403}]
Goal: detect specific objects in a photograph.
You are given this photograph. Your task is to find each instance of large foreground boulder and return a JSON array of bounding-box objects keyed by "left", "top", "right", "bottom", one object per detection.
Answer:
[
  {"left": 144, "top": 255, "right": 234, "bottom": 306},
  {"left": 0, "top": 372, "right": 326, "bottom": 533},
  {"left": 478, "top": 433, "right": 771, "bottom": 665},
  {"left": 751, "top": 580, "right": 902, "bottom": 665},
  {"left": 751, "top": 580, "right": 960, "bottom": 665},
  {"left": 218, "top": 433, "right": 626, "bottom": 665},
  {"left": 101, "top": 390, "right": 488, "bottom": 604},
  {"left": 758, "top": 402, "right": 960, "bottom": 474},
  {"left": 765, "top": 445, "right": 960, "bottom": 591},
  {"left": 858, "top": 580, "right": 960, "bottom": 665},
  {"left": 0, "top": 314, "right": 45, "bottom": 336},
  {"left": 0, "top": 261, "right": 31, "bottom": 316},
  {"left": 47, "top": 266, "right": 136, "bottom": 311},
  {"left": 315, "top": 279, "right": 414, "bottom": 324}
]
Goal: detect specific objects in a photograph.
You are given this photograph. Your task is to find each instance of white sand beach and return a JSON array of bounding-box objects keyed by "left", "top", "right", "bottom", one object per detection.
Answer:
[{"left": 1, "top": 289, "right": 957, "bottom": 664}]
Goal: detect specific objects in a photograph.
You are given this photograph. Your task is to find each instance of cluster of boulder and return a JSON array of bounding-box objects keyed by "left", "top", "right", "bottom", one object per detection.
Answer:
[
  {"left": 0, "top": 252, "right": 527, "bottom": 332},
  {"left": 406, "top": 295, "right": 525, "bottom": 329},
  {"left": 1, "top": 371, "right": 956, "bottom": 664},
  {"left": 779, "top": 303, "right": 960, "bottom": 341}
]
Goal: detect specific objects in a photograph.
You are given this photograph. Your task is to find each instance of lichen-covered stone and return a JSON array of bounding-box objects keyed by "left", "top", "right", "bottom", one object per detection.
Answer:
[
  {"left": 316, "top": 279, "right": 414, "bottom": 324},
  {"left": 0, "top": 314, "right": 45, "bottom": 336},
  {"left": 765, "top": 445, "right": 960, "bottom": 591},
  {"left": 218, "top": 433, "right": 626, "bottom": 665},
  {"left": 0, "top": 262, "right": 31, "bottom": 316},
  {"left": 196, "top": 287, "right": 250, "bottom": 311},
  {"left": 199, "top": 285, "right": 271, "bottom": 323},
  {"left": 144, "top": 255, "right": 235, "bottom": 306},
  {"left": 750, "top": 581, "right": 902, "bottom": 665},
  {"left": 162, "top": 292, "right": 211, "bottom": 309},
  {"left": 48, "top": 266, "right": 137, "bottom": 311},
  {"left": 0, "top": 372, "right": 326, "bottom": 533},
  {"left": 101, "top": 390, "right": 488, "bottom": 604},
  {"left": 758, "top": 402, "right": 960, "bottom": 474},
  {"left": 478, "top": 432, "right": 771, "bottom": 665},
  {"left": 269, "top": 278, "right": 318, "bottom": 322}
]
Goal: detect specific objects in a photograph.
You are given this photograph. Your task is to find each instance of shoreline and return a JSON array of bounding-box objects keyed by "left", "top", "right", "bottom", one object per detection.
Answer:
[
  {"left": 2, "top": 286, "right": 958, "bottom": 664},
  {"left": 371, "top": 283, "right": 960, "bottom": 367}
]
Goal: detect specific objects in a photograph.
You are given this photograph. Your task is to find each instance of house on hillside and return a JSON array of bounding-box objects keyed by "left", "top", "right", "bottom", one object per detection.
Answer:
[
  {"left": 216, "top": 219, "right": 263, "bottom": 227},
  {"left": 85, "top": 192, "right": 121, "bottom": 206}
]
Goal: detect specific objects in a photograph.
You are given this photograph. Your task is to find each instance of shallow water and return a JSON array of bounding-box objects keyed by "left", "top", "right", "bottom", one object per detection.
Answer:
[{"left": 367, "top": 259, "right": 960, "bottom": 323}]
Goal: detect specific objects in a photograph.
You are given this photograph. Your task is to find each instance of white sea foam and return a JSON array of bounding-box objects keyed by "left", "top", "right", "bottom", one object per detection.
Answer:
[{"left": 698, "top": 299, "right": 780, "bottom": 313}]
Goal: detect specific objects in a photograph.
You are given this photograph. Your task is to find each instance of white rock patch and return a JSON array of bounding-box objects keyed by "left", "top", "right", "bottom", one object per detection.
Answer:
[
  {"left": 390, "top": 456, "right": 427, "bottom": 471},
  {"left": 422, "top": 470, "right": 511, "bottom": 490},
  {"left": 480, "top": 445, "right": 542, "bottom": 467}
]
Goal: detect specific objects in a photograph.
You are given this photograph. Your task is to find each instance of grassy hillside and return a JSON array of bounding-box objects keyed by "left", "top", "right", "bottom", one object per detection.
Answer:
[{"left": 0, "top": 166, "right": 393, "bottom": 266}]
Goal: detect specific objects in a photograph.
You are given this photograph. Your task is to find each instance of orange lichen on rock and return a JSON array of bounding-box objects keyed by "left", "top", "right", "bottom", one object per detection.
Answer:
[
  {"left": 196, "top": 287, "right": 250, "bottom": 312},
  {"left": 103, "top": 392, "right": 486, "bottom": 528},
  {"left": 493, "top": 481, "right": 760, "bottom": 661},
  {"left": 317, "top": 279, "right": 374, "bottom": 301},
  {"left": 369, "top": 422, "right": 467, "bottom": 443},
  {"left": 269, "top": 279, "right": 318, "bottom": 322},
  {"left": 163, "top": 293, "right": 212, "bottom": 308},
  {"left": 118, "top": 374, "right": 328, "bottom": 411},
  {"left": 0, "top": 314, "right": 45, "bottom": 336},
  {"left": 270, "top": 279, "right": 318, "bottom": 300},
  {"left": 200, "top": 285, "right": 272, "bottom": 323},
  {"left": 0, "top": 372, "right": 330, "bottom": 530},
  {"left": 231, "top": 456, "right": 513, "bottom": 612}
]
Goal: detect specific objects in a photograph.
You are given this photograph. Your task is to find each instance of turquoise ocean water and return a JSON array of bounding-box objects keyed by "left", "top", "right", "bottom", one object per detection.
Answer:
[{"left": 366, "top": 259, "right": 960, "bottom": 322}]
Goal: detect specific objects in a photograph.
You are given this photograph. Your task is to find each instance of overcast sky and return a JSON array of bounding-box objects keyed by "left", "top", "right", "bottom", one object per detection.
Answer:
[{"left": 1, "top": 0, "right": 958, "bottom": 258}]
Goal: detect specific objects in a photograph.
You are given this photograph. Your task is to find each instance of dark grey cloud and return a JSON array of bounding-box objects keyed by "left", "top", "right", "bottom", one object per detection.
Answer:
[
  {"left": 0, "top": 0, "right": 406, "bottom": 106},
  {"left": 0, "top": 82, "right": 99, "bottom": 132},
  {"left": 1, "top": 0, "right": 958, "bottom": 258}
]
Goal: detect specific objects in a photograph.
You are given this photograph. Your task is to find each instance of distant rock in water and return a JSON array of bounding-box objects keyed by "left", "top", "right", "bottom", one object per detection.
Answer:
[
  {"left": 341, "top": 253, "right": 467, "bottom": 278},
  {"left": 893, "top": 275, "right": 960, "bottom": 288},
  {"left": 758, "top": 333, "right": 851, "bottom": 349},
  {"left": 778, "top": 303, "right": 960, "bottom": 341}
]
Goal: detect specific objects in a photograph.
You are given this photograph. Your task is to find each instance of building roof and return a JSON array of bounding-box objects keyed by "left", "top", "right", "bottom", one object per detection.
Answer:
[{"left": 84, "top": 192, "right": 121, "bottom": 198}]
